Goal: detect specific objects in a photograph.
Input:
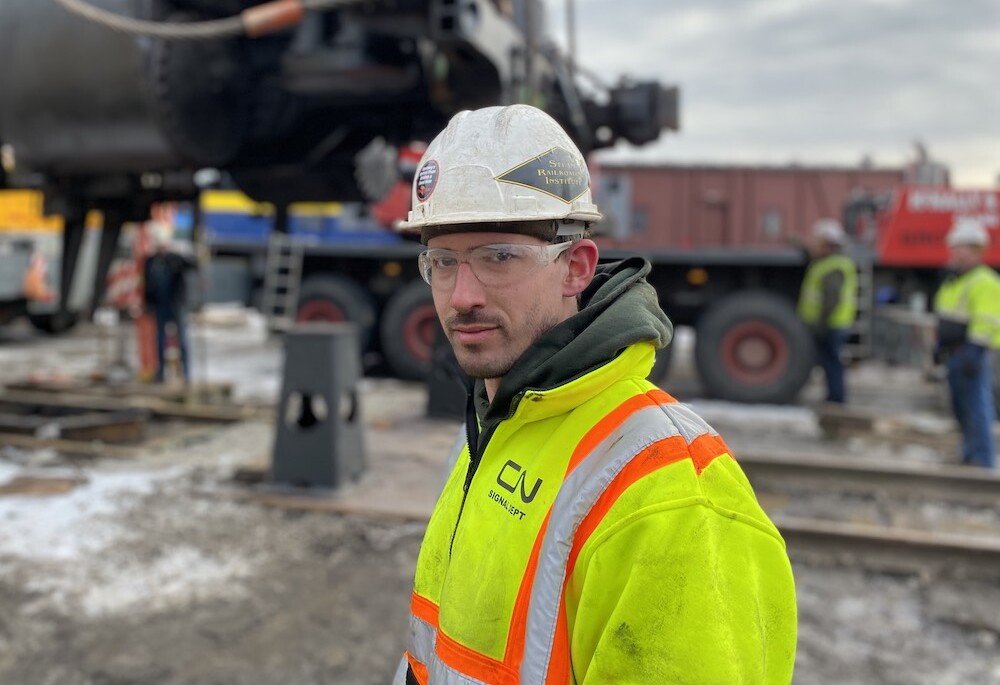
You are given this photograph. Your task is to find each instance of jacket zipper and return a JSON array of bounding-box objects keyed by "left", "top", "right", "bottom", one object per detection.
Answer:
[{"left": 449, "top": 389, "right": 481, "bottom": 555}]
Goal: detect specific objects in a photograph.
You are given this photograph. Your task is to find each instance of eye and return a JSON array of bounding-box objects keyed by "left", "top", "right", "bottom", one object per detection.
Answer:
[
  {"left": 490, "top": 250, "right": 516, "bottom": 264},
  {"left": 480, "top": 246, "right": 525, "bottom": 265},
  {"left": 433, "top": 253, "right": 459, "bottom": 268}
]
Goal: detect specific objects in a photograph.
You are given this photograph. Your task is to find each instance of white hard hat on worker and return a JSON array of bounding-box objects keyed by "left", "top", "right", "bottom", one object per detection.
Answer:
[
  {"left": 404, "top": 105, "right": 601, "bottom": 389},
  {"left": 812, "top": 218, "right": 847, "bottom": 247},
  {"left": 398, "top": 104, "right": 602, "bottom": 243},
  {"left": 945, "top": 216, "right": 990, "bottom": 248}
]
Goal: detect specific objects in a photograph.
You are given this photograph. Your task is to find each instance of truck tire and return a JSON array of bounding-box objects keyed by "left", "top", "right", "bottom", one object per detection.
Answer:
[
  {"left": 28, "top": 311, "right": 79, "bottom": 335},
  {"left": 379, "top": 280, "right": 439, "bottom": 381},
  {"left": 694, "top": 291, "right": 813, "bottom": 404},
  {"left": 295, "top": 275, "right": 376, "bottom": 349}
]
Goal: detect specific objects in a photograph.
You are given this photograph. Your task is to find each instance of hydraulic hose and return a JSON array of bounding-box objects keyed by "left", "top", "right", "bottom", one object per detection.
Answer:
[{"left": 49, "top": 0, "right": 364, "bottom": 40}]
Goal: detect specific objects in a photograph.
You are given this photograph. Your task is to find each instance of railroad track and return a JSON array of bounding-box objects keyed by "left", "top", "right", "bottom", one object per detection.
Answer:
[
  {"left": 738, "top": 451, "right": 1000, "bottom": 579},
  {"left": 738, "top": 450, "right": 1000, "bottom": 507},
  {"left": 776, "top": 515, "right": 1000, "bottom": 581}
]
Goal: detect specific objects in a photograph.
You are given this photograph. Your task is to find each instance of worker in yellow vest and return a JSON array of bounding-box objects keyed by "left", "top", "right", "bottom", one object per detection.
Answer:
[
  {"left": 797, "top": 219, "right": 858, "bottom": 403},
  {"left": 933, "top": 217, "right": 1000, "bottom": 469},
  {"left": 393, "top": 105, "right": 797, "bottom": 684}
]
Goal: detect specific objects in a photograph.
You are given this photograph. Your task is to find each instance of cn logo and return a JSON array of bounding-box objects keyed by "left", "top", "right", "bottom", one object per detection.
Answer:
[{"left": 496, "top": 460, "right": 543, "bottom": 504}]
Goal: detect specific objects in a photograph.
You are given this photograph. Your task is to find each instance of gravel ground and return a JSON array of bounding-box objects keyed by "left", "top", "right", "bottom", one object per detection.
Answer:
[{"left": 1, "top": 314, "right": 998, "bottom": 684}]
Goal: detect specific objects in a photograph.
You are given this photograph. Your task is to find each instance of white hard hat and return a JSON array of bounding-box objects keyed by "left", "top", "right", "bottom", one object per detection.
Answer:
[
  {"left": 398, "top": 104, "right": 602, "bottom": 242},
  {"left": 946, "top": 216, "right": 989, "bottom": 247},
  {"left": 812, "top": 218, "right": 847, "bottom": 246}
]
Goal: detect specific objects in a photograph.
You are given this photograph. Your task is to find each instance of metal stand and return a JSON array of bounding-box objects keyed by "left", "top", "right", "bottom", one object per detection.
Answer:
[{"left": 270, "top": 322, "right": 366, "bottom": 488}]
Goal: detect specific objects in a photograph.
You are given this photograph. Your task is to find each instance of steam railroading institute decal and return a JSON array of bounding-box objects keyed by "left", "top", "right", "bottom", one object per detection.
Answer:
[
  {"left": 495, "top": 147, "right": 589, "bottom": 203},
  {"left": 415, "top": 159, "right": 439, "bottom": 202}
]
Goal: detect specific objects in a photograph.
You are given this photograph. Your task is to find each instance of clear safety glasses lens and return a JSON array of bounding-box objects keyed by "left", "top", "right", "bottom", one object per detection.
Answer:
[{"left": 418, "top": 241, "right": 574, "bottom": 287}]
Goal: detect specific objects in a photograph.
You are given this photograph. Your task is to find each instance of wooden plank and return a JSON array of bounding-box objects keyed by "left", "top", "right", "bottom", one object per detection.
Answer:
[
  {"left": 0, "top": 475, "right": 86, "bottom": 497},
  {"left": 0, "top": 432, "right": 141, "bottom": 458},
  {"left": 0, "top": 389, "right": 270, "bottom": 423},
  {"left": 0, "top": 412, "right": 54, "bottom": 434},
  {"left": 58, "top": 410, "right": 148, "bottom": 442},
  {"left": 6, "top": 379, "right": 234, "bottom": 404},
  {"left": 0, "top": 404, "right": 149, "bottom": 442}
]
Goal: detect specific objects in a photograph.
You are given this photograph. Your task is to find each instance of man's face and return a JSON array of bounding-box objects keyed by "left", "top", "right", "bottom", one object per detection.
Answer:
[
  {"left": 807, "top": 236, "right": 833, "bottom": 259},
  {"left": 426, "top": 231, "right": 574, "bottom": 380},
  {"left": 948, "top": 244, "right": 983, "bottom": 272}
]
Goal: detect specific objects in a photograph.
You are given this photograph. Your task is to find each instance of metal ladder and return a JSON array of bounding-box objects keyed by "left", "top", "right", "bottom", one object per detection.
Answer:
[
  {"left": 845, "top": 256, "right": 875, "bottom": 361},
  {"left": 260, "top": 233, "right": 304, "bottom": 332}
]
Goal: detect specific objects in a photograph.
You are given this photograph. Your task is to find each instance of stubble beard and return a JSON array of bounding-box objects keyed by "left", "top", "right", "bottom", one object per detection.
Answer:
[{"left": 447, "top": 306, "right": 563, "bottom": 381}]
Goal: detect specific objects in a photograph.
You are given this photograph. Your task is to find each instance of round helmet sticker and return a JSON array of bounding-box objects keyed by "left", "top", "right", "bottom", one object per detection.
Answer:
[{"left": 416, "top": 160, "right": 439, "bottom": 202}]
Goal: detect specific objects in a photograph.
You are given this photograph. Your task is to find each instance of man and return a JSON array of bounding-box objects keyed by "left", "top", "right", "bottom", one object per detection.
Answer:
[
  {"left": 142, "top": 221, "right": 196, "bottom": 382},
  {"left": 393, "top": 105, "right": 796, "bottom": 684},
  {"left": 796, "top": 218, "right": 857, "bottom": 403},
  {"left": 933, "top": 217, "right": 1000, "bottom": 469}
]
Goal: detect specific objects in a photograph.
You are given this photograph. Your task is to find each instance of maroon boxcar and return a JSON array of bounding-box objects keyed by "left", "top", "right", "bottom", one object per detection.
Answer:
[
  {"left": 596, "top": 163, "right": 904, "bottom": 250},
  {"left": 592, "top": 163, "right": 906, "bottom": 403}
]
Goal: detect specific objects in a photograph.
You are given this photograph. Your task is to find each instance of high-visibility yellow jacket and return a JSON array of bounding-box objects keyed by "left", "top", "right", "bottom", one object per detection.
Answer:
[
  {"left": 797, "top": 253, "right": 857, "bottom": 330},
  {"left": 399, "top": 341, "right": 797, "bottom": 684},
  {"left": 934, "top": 264, "right": 1000, "bottom": 349}
]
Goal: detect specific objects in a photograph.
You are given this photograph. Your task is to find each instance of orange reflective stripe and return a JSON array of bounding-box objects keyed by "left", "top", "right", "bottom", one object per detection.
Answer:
[
  {"left": 566, "top": 435, "right": 691, "bottom": 580},
  {"left": 405, "top": 651, "right": 429, "bottom": 684},
  {"left": 417, "top": 586, "right": 522, "bottom": 682},
  {"left": 646, "top": 387, "right": 675, "bottom": 405},
  {"left": 688, "top": 433, "right": 731, "bottom": 474},
  {"left": 565, "top": 389, "right": 675, "bottom": 476},
  {"left": 544, "top": 606, "right": 571, "bottom": 685},
  {"left": 420, "top": 389, "right": 703, "bottom": 684},
  {"left": 437, "top": 629, "right": 518, "bottom": 684},
  {"left": 504, "top": 510, "right": 550, "bottom": 665},
  {"left": 510, "top": 390, "right": 684, "bottom": 683},
  {"left": 411, "top": 592, "right": 440, "bottom": 627}
]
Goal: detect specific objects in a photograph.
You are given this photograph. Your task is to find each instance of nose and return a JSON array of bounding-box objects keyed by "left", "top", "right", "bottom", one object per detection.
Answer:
[{"left": 448, "top": 261, "right": 487, "bottom": 312}]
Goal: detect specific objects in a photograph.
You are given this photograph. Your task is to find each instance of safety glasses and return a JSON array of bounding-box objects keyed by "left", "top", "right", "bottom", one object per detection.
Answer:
[{"left": 418, "top": 241, "right": 575, "bottom": 288}]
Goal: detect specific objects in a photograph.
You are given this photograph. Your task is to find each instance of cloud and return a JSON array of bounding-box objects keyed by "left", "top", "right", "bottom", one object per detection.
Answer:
[{"left": 548, "top": 0, "right": 1000, "bottom": 185}]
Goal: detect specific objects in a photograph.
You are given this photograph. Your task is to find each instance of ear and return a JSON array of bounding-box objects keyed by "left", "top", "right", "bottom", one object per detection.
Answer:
[{"left": 563, "top": 239, "right": 598, "bottom": 298}]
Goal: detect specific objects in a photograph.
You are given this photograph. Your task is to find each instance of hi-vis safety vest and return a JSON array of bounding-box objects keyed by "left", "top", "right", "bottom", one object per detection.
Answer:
[
  {"left": 797, "top": 253, "right": 857, "bottom": 329},
  {"left": 934, "top": 264, "right": 1000, "bottom": 349},
  {"left": 397, "top": 342, "right": 797, "bottom": 685}
]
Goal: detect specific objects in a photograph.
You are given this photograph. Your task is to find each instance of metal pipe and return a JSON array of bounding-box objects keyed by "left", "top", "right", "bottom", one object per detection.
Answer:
[{"left": 565, "top": 0, "right": 576, "bottom": 81}]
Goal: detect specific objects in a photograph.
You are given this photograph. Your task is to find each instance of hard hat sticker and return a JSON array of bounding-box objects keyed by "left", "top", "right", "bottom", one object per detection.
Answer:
[
  {"left": 416, "top": 160, "right": 439, "bottom": 202},
  {"left": 495, "top": 147, "right": 588, "bottom": 203}
]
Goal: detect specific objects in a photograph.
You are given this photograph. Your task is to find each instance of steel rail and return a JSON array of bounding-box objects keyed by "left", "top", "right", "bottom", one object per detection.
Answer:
[
  {"left": 737, "top": 450, "right": 1000, "bottom": 507},
  {"left": 775, "top": 515, "right": 1000, "bottom": 581}
]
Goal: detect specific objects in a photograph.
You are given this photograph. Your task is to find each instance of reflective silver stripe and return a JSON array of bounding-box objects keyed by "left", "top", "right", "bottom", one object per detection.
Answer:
[
  {"left": 408, "top": 611, "right": 438, "bottom": 670},
  {"left": 429, "top": 658, "right": 489, "bottom": 684},
  {"left": 661, "top": 401, "right": 720, "bottom": 443},
  {"left": 521, "top": 400, "right": 720, "bottom": 682},
  {"left": 391, "top": 656, "right": 410, "bottom": 685}
]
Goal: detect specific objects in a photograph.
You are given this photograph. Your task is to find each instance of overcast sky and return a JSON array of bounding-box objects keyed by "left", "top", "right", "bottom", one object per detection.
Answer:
[{"left": 545, "top": 0, "right": 999, "bottom": 187}]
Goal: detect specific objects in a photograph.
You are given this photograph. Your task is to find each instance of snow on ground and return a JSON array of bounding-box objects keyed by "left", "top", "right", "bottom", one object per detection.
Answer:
[
  {"left": 0, "top": 453, "right": 265, "bottom": 621},
  {"left": 0, "top": 462, "right": 167, "bottom": 561}
]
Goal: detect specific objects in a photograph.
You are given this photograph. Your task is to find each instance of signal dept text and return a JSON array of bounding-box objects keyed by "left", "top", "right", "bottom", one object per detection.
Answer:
[{"left": 488, "top": 489, "right": 528, "bottom": 520}]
